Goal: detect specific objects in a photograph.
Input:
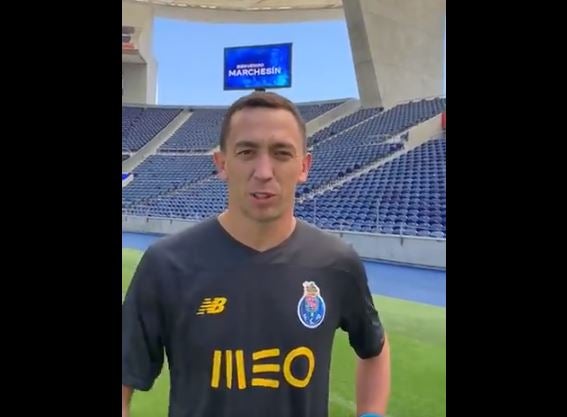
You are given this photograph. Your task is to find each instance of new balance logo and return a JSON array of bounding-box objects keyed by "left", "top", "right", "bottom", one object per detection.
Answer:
[{"left": 197, "top": 297, "right": 227, "bottom": 315}]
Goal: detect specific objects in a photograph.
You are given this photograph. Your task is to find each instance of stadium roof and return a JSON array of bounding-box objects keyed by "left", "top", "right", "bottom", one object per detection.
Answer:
[
  {"left": 127, "top": 0, "right": 342, "bottom": 11},
  {"left": 125, "top": 0, "right": 344, "bottom": 23}
]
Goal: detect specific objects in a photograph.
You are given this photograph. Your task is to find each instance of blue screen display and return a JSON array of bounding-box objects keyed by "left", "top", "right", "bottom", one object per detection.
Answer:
[{"left": 224, "top": 43, "right": 292, "bottom": 90}]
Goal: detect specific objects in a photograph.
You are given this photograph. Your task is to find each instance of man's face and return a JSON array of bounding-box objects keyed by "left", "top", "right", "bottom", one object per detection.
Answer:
[{"left": 214, "top": 107, "right": 312, "bottom": 224}]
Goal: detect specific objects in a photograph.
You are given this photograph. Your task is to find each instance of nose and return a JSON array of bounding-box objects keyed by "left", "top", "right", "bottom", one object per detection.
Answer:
[{"left": 252, "top": 153, "right": 274, "bottom": 181}]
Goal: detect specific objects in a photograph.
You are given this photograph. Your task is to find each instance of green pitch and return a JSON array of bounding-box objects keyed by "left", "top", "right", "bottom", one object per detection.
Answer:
[{"left": 122, "top": 248, "right": 445, "bottom": 417}]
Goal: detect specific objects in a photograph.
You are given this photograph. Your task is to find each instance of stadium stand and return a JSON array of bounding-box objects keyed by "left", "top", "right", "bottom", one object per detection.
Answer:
[
  {"left": 122, "top": 106, "right": 182, "bottom": 151},
  {"left": 159, "top": 108, "right": 226, "bottom": 153},
  {"left": 296, "top": 137, "right": 446, "bottom": 237},
  {"left": 122, "top": 97, "right": 446, "bottom": 238},
  {"left": 312, "top": 97, "right": 445, "bottom": 150},
  {"left": 308, "top": 107, "right": 382, "bottom": 147},
  {"left": 128, "top": 177, "right": 227, "bottom": 219},
  {"left": 296, "top": 101, "right": 345, "bottom": 122},
  {"left": 122, "top": 154, "right": 216, "bottom": 207},
  {"left": 298, "top": 143, "right": 403, "bottom": 195},
  {"left": 159, "top": 101, "right": 345, "bottom": 153}
]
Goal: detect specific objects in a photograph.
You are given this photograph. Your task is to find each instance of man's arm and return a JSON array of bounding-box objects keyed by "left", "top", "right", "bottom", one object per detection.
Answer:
[
  {"left": 122, "top": 385, "right": 133, "bottom": 417},
  {"left": 338, "top": 247, "right": 391, "bottom": 416},
  {"left": 356, "top": 335, "right": 391, "bottom": 417},
  {"left": 122, "top": 246, "right": 166, "bottom": 415}
]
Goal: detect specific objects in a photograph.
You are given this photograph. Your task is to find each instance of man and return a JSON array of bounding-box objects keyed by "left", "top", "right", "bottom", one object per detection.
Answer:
[{"left": 122, "top": 92, "right": 390, "bottom": 417}]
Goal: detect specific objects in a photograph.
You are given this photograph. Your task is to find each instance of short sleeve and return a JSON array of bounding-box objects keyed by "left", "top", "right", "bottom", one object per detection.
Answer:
[
  {"left": 339, "top": 251, "right": 385, "bottom": 359},
  {"left": 122, "top": 246, "right": 165, "bottom": 391}
]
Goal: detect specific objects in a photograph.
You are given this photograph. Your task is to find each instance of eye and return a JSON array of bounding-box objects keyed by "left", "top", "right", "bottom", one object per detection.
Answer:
[
  {"left": 275, "top": 150, "right": 293, "bottom": 158},
  {"left": 237, "top": 149, "right": 253, "bottom": 156}
]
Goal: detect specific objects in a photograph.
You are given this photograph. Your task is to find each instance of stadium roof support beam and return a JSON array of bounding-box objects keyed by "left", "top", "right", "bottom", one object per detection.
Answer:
[
  {"left": 123, "top": 1, "right": 157, "bottom": 104},
  {"left": 343, "top": 0, "right": 445, "bottom": 108}
]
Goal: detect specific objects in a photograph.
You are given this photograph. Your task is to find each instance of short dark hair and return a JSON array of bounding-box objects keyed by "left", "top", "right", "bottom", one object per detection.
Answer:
[{"left": 219, "top": 92, "right": 307, "bottom": 152}]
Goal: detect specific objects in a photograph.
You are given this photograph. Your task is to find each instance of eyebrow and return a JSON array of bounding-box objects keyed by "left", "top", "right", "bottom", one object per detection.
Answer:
[
  {"left": 271, "top": 142, "right": 296, "bottom": 151},
  {"left": 234, "top": 140, "right": 260, "bottom": 149},
  {"left": 234, "top": 140, "right": 297, "bottom": 151}
]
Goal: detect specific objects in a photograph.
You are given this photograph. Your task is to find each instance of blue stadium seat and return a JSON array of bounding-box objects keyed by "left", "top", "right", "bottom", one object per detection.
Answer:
[{"left": 123, "top": 101, "right": 446, "bottom": 238}]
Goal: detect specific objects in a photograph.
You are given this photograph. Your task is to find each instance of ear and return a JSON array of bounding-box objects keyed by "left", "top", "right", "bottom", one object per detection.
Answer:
[
  {"left": 213, "top": 150, "right": 227, "bottom": 181},
  {"left": 297, "top": 152, "right": 312, "bottom": 184}
]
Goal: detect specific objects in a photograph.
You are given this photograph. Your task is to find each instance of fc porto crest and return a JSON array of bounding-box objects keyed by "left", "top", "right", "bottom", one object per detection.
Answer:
[{"left": 297, "top": 281, "right": 326, "bottom": 329}]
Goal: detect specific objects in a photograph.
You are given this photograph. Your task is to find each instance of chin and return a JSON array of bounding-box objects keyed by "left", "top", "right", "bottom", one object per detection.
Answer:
[{"left": 245, "top": 208, "right": 283, "bottom": 224}]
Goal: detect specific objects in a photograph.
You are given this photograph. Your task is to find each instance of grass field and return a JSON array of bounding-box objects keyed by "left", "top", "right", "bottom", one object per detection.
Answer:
[{"left": 123, "top": 248, "right": 445, "bottom": 417}]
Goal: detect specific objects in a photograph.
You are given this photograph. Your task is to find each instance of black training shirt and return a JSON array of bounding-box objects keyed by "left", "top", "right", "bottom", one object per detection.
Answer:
[{"left": 122, "top": 218, "right": 385, "bottom": 417}]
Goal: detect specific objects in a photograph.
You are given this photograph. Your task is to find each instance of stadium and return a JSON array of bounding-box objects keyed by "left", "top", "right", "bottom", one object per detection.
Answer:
[{"left": 122, "top": 1, "right": 446, "bottom": 416}]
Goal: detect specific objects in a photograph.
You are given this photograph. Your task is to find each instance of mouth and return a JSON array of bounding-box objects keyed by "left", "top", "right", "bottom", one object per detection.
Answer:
[{"left": 250, "top": 192, "right": 276, "bottom": 201}]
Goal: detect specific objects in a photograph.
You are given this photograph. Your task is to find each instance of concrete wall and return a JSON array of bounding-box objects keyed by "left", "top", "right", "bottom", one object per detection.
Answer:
[
  {"left": 123, "top": 215, "right": 199, "bottom": 235},
  {"left": 122, "top": 215, "right": 445, "bottom": 269},
  {"left": 334, "top": 230, "right": 445, "bottom": 269},
  {"left": 146, "top": 57, "right": 158, "bottom": 105},
  {"left": 407, "top": 113, "right": 443, "bottom": 146},
  {"left": 122, "top": 63, "right": 147, "bottom": 104},
  {"left": 122, "top": 1, "right": 154, "bottom": 63},
  {"left": 122, "top": 1, "right": 157, "bottom": 104},
  {"left": 344, "top": 0, "right": 445, "bottom": 108}
]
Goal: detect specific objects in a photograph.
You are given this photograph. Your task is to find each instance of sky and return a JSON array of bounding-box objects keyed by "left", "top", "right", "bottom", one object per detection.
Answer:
[{"left": 153, "top": 18, "right": 446, "bottom": 106}]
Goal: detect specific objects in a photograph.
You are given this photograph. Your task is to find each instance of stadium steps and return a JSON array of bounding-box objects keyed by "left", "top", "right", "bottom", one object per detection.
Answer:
[
  {"left": 122, "top": 109, "right": 193, "bottom": 172},
  {"left": 304, "top": 98, "right": 361, "bottom": 139},
  {"left": 298, "top": 114, "right": 444, "bottom": 203},
  {"left": 308, "top": 109, "right": 382, "bottom": 151}
]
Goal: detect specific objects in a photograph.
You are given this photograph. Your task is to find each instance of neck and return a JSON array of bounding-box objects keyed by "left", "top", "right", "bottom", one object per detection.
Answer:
[{"left": 218, "top": 210, "right": 297, "bottom": 252}]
